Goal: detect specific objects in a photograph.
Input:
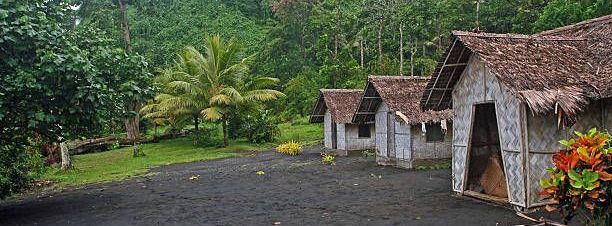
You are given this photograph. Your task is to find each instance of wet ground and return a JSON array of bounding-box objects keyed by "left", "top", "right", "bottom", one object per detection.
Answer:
[{"left": 0, "top": 146, "right": 532, "bottom": 225}]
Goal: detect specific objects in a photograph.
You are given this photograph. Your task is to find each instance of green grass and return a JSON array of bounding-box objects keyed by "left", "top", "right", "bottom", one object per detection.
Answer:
[
  {"left": 278, "top": 118, "right": 323, "bottom": 145},
  {"left": 41, "top": 120, "right": 322, "bottom": 189}
]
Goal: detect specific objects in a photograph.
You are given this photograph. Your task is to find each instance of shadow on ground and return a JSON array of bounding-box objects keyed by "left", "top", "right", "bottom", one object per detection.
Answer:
[{"left": 0, "top": 146, "right": 534, "bottom": 225}]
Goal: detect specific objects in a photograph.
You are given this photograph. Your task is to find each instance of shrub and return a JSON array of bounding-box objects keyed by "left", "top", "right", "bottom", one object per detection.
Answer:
[
  {"left": 192, "top": 124, "right": 222, "bottom": 147},
  {"left": 0, "top": 140, "right": 45, "bottom": 199},
  {"left": 321, "top": 153, "right": 336, "bottom": 165},
  {"left": 276, "top": 140, "right": 303, "bottom": 155},
  {"left": 539, "top": 128, "right": 611, "bottom": 225},
  {"left": 245, "top": 110, "right": 280, "bottom": 144}
]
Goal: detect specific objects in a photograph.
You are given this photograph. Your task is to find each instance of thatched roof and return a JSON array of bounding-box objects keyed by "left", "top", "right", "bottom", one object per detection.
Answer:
[
  {"left": 421, "top": 14, "right": 612, "bottom": 117},
  {"left": 353, "top": 76, "right": 453, "bottom": 125},
  {"left": 309, "top": 89, "right": 363, "bottom": 124}
]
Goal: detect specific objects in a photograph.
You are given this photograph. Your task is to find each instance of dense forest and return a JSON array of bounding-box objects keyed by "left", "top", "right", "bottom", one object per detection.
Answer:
[
  {"left": 79, "top": 0, "right": 611, "bottom": 117},
  {"left": 1, "top": 0, "right": 611, "bottom": 198}
]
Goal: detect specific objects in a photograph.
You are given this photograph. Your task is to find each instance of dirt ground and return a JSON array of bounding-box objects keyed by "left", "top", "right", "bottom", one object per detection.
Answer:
[{"left": 0, "top": 146, "right": 534, "bottom": 226}]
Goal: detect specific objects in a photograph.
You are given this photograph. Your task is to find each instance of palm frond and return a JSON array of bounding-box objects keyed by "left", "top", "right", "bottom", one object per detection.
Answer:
[{"left": 201, "top": 107, "right": 223, "bottom": 121}]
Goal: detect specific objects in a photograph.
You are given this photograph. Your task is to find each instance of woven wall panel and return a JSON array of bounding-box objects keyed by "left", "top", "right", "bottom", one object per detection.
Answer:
[
  {"left": 376, "top": 104, "right": 388, "bottom": 157},
  {"left": 452, "top": 56, "right": 527, "bottom": 206},
  {"left": 527, "top": 153, "right": 554, "bottom": 206},
  {"left": 337, "top": 124, "right": 346, "bottom": 150},
  {"left": 324, "top": 111, "right": 332, "bottom": 149},
  {"left": 453, "top": 145, "right": 467, "bottom": 192},
  {"left": 572, "top": 101, "right": 603, "bottom": 133},
  {"left": 502, "top": 151, "right": 526, "bottom": 206},
  {"left": 394, "top": 121, "right": 411, "bottom": 161}
]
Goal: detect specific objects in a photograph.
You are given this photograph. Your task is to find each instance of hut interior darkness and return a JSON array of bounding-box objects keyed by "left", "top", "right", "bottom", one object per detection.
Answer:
[
  {"left": 420, "top": 15, "right": 612, "bottom": 209},
  {"left": 353, "top": 76, "right": 453, "bottom": 168},
  {"left": 466, "top": 103, "right": 507, "bottom": 199},
  {"left": 310, "top": 89, "right": 375, "bottom": 155}
]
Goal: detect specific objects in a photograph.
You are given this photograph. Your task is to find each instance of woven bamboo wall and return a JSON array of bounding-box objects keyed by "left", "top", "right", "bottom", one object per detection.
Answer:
[
  {"left": 324, "top": 110, "right": 333, "bottom": 149},
  {"left": 452, "top": 56, "right": 526, "bottom": 207},
  {"left": 411, "top": 125, "right": 453, "bottom": 160},
  {"left": 375, "top": 103, "right": 389, "bottom": 158},
  {"left": 526, "top": 100, "right": 606, "bottom": 206},
  {"left": 344, "top": 124, "right": 376, "bottom": 150},
  {"left": 336, "top": 124, "right": 346, "bottom": 150}
]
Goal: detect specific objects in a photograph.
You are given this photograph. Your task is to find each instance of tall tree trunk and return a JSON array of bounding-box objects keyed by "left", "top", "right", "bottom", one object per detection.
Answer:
[
  {"left": 410, "top": 41, "right": 416, "bottom": 77},
  {"left": 118, "top": 0, "right": 132, "bottom": 53},
  {"left": 399, "top": 23, "right": 404, "bottom": 76},
  {"left": 118, "top": 0, "right": 141, "bottom": 151},
  {"left": 193, "top": 115, "right": 200, "bottom": 145},
  {"left": 222, "top": 118, "right": 229, "bottom": 147},
  {"left": 124, "top": 103, "right": 141, "bottom": 142},
  {"left": 377, "top": 16, "right": 384, "bottom": 60},
  {"left": 60, "top": 142, "right": 71, "bottom": 170},
  {"left": 360, "top": 39, "right": 364, "bottom": 68}
]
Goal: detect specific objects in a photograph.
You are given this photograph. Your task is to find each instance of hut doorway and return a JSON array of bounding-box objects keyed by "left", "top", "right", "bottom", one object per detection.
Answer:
[
  {"left": 331, "top": 121, "right": 338, "bottom": 149},
  {"left": 465, "top": 103, "right": 508, "bottom": 201}
]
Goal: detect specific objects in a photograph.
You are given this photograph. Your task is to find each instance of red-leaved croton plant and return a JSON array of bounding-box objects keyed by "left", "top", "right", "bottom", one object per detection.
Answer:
[{"left": 540, "top": 128, "right": 611, "bottom": 225}]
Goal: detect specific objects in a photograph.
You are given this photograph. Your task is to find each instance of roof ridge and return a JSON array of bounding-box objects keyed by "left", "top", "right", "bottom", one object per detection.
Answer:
[
  {"left": 320, "top": 88, "right": 362, "bottom": 92},
  {"left": 452, "top": 30, "right": 585, "bottom": 41},
  {"left": 538, "top": 14, "right": 612, "bottom": 36}
]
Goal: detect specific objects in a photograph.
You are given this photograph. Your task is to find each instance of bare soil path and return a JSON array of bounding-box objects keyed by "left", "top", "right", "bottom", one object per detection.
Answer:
[{"left": 0, "top": 146, "right": 531, "bottom": 225}]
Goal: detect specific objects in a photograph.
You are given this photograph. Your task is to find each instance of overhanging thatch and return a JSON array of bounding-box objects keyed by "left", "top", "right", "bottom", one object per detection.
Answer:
[
  {"left": 353, "top": 76, "right": 453, "bottom": 125},
  {"left": 421, "top": 14, "right": 612, "bottom": 117},
  {"left": 309, "top": 89, "right": 363, "bottom": 124}
]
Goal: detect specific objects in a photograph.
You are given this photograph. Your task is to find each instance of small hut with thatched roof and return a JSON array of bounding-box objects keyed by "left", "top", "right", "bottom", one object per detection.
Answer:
[
  {"left": 353, "top": 76, "right": 453, "bottom": 168},
  {"left": 310, "top": 89, "right": 375, "bottom": 155},
  {"left": 420, "top": 15, "right": 612, "bottom": 210}
]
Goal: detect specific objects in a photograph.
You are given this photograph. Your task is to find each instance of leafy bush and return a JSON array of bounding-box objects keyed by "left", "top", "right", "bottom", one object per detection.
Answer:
[
  {"left": 539, "top": 128, "right": 611, "bottom": 224},
  {"left": 242, "top": 110, "right": 280, "bottom": 144},
  {"left": 192, "top": 124, "right": 223, "bottom": 147},
  {"left": 276, "top": 141, "right": 303, "bottom": 156},
  {"left": 362, "top": 149, "right": 376, "bottom": 158},
  {"left": 0, "top": 141, "right": 45, "bottom": 199},
  {"left": 321, "top": 153, "right": 336, "bottom": 165}
]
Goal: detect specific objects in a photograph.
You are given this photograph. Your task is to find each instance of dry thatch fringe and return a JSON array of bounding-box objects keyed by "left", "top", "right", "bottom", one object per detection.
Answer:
[{"left": 520, "top": 86, "right": 592, "bottom": 117}]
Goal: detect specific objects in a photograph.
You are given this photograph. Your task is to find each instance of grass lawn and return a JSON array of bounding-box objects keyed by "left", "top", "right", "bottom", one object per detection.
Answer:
[{"left": 41, "top": 120, "right": 322, "bottom": 189}]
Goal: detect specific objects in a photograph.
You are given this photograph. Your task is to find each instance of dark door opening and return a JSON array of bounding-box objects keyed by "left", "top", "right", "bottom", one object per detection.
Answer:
[
  {"left": 331, "top": 120, "right": 337, "bottom": 149},
  {"left": 466, "top": 103, "right": 508, "bottom": 199}
]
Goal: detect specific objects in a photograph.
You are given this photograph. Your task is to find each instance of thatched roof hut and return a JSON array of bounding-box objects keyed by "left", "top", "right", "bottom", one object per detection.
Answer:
[
  {"left": 353, "top": 76, "right": 453, "bottom": 169},
  {"left": 310, "top": 89, "right": 375, "bottom": 154},
  {"left": 421, "top": 15, "right": 612, "bottom": 119},
  {"left": 310, "top": 89, "right": 363, "bottom": 124},
  {"left": 420, "top": 15, "right": 612, "bottom": 209},
  {"left": 354, "top": 76, "right": 452, "bottom": 125}
]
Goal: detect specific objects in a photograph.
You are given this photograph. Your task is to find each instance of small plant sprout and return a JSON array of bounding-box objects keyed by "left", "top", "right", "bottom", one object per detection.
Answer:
[{"left": 321, "top": 153, "right": 335, "bottom": 165}]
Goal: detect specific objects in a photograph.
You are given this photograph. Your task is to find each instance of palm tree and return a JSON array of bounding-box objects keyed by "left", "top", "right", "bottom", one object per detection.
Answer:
[{"left": 152, "top": 35, "right": 284, "bottom": 146}]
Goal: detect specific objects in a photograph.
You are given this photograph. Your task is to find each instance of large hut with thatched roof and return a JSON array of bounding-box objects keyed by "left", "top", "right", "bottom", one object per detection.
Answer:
[
  {"left": 310, "top": 89, "right": 375, "bottom": 155},
  {"left": 420, "top": 15, "right": 612, "bottom": 210},
  {"left": 353, "top": 76, "right": 453, "bottom": 168}
]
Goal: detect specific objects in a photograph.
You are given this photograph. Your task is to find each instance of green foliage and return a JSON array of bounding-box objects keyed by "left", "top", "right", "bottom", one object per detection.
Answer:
[
  {"left": 191, "top": 124, "right": 223, "bottom": 147},
  {"left": 151, "top": 35, "right": 284, "bottom": 146},
  {"left": 0, "top": 141, "right": 45, "bottom": 199},
  {"left": 540, "top": 128, "right": 611, "bottom": 224},
  {"left": 241, "top": 110, "right": 281, "bottom": 144},
  {"left": 276, "top": 140, "right": 303, "bottom": 156},
  {"left": 321, "top": 153, "right": 336, "bottom": 165}
]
